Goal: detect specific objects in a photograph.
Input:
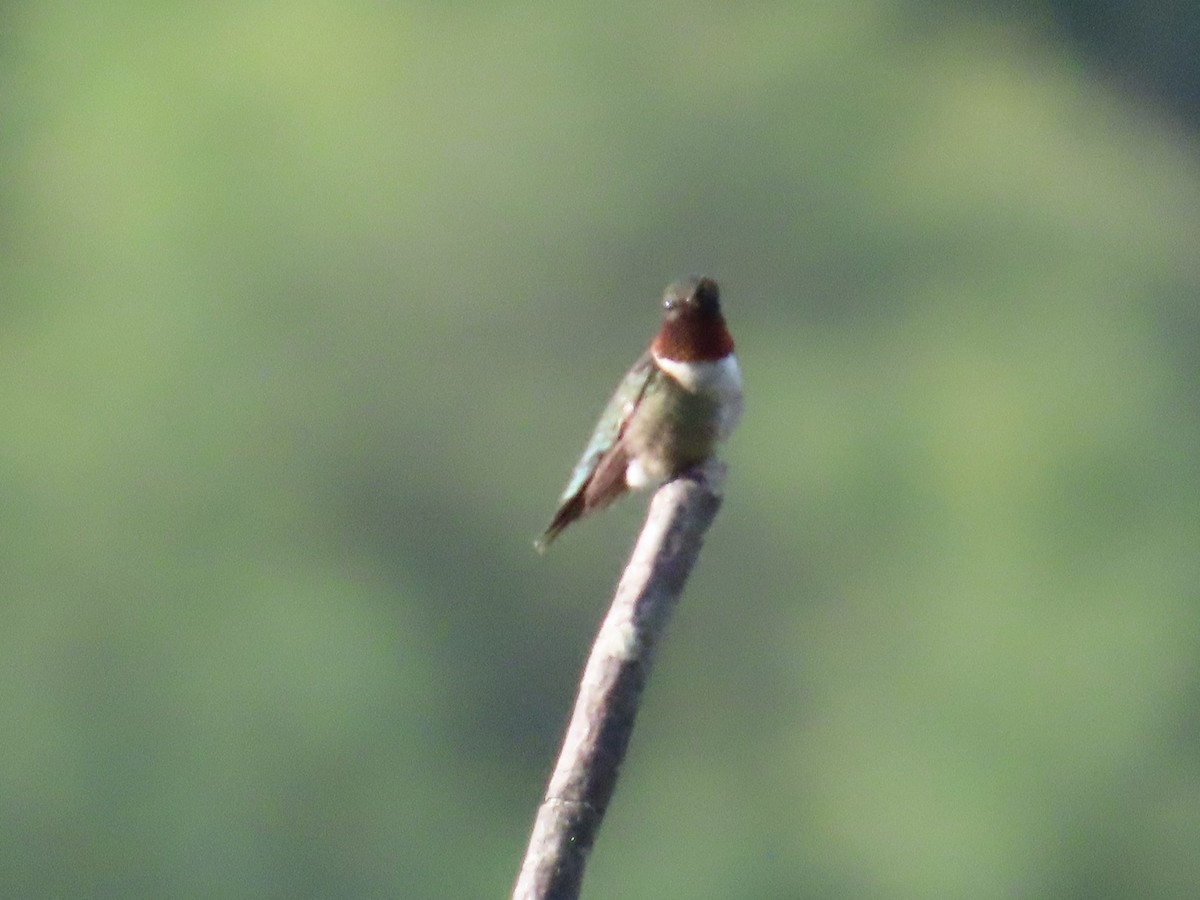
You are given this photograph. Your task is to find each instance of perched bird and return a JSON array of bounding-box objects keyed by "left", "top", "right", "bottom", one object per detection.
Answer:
[{"left": 535, "top": 276, "right": 742, "bottom": 552}]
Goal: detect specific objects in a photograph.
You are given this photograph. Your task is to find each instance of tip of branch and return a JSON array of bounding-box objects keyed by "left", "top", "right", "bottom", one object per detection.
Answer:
[{"left": 676, "top": 458, "right": 727, "bottom": 496}]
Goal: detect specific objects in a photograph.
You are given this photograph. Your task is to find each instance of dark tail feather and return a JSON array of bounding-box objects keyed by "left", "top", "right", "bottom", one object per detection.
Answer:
[
  {"left": 534, "top": 445, "right": 630, "bottom": 554},
  {"left": 534, "top": 494, "right": 586, "bottom": 554}
]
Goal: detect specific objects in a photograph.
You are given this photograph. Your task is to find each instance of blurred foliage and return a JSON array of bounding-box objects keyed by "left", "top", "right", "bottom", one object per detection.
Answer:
[
  {"left": 3, "top": 1, "right": 1200, "bottom": 897},
  {"left": 996, "top": 0, "right": 1200, "bottom": 121}
]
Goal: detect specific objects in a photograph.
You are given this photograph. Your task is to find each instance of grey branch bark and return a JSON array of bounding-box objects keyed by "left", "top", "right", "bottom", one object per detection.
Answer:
[{"left": 513, "top": 462, "right": 726, "bottom": 900}]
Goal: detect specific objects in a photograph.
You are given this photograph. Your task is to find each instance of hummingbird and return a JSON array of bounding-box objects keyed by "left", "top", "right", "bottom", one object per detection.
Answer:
[{"left": 535, "top": 276, "right": 742, "bottom": 552}]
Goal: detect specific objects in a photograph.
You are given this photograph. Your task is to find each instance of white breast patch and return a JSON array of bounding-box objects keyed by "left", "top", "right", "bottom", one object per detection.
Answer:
[{"left": 653, "top": 353, "right": 743, "bottom": 440}]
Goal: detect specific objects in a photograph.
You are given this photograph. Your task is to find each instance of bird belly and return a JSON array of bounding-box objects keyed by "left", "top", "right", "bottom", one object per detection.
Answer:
[
  {"left": 653, "top": 354, "right": 742, "bottom": 440},
  {"left": 623, "top": 375, "right": 721, "bottom": 488}
]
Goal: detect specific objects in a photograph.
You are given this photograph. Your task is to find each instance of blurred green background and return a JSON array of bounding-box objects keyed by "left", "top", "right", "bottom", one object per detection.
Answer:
[{"left": 4, "top": 1, "right": 1200, "bottom": 897}]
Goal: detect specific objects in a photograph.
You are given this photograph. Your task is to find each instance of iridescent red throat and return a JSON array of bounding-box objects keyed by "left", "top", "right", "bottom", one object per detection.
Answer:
[{"left": 651, "top": 314, "right": 735, "bottom": 363}]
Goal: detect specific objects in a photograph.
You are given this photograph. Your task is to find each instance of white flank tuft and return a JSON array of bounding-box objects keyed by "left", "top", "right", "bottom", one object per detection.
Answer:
[{"left": 624, "top": 457, "right": 661, "bottom": 490}]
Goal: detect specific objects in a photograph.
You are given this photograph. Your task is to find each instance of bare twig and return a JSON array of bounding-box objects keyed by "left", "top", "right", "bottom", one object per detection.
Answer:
[{"left": 513, "top": 462, "right": 726, "bottom": 900}]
